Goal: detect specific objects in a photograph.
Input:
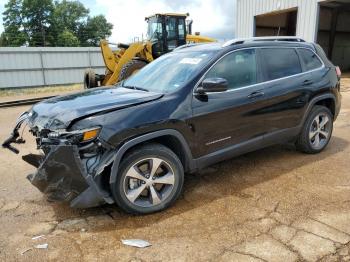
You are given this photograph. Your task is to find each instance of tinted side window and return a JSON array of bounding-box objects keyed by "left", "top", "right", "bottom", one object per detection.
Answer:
[
  {"left": 298, "top": 49, "right": 323, "bottom": 71},
  {"left": 206, "top": 49, "right": 257, "bottom": 90},
  {"left": 260, "top": 48, "right": 302, "bottom": 81}
]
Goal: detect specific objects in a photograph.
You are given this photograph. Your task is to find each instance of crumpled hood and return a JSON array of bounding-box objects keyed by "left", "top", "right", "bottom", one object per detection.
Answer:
[{"left": 28, "top": 87, "right": 163, "bottom": 130}]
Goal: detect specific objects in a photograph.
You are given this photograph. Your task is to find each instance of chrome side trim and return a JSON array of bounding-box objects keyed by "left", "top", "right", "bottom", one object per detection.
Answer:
[{"left": 205, "top": 136, "right": 231, "bottom": 146}]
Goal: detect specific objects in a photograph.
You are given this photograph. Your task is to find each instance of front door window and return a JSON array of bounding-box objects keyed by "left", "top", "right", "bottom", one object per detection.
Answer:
[{"left": 206, "top": 49, "right": 257, "bottom": 90}]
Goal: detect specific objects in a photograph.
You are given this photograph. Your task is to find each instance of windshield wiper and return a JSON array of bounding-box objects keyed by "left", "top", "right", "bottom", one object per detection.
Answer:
[{"left": 123, "top": 85, "right": 149, "bottom": 92}]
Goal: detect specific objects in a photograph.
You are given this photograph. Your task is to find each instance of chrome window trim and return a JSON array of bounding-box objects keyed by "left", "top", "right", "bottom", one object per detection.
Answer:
[{"left": 192, "top": 46, "right": 325, "bottom": 95}]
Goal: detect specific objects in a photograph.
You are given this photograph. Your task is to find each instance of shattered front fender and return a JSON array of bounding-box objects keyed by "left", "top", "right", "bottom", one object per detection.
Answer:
[{"left": 25, "top": 145, "right": 113, "bottom": 208}]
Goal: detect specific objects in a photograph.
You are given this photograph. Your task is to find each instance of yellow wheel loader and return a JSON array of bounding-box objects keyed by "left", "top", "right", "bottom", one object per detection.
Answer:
[{"left": 84, "top": 13, "right": 216, "bottom": 89}]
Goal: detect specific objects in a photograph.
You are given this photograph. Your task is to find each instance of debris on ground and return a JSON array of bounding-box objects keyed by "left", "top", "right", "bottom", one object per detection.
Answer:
[
  {"left": 31, "top": 235, "right": 45, "bottom": 240},
  {"left": 34, "top": 243, "right": 48, "bottom": 249},
  {"left": 122, "top": 239, "right": 152, "bottom": 248},
  {"left": 20, "top": 248, "right": 32, "bottom": 255}
]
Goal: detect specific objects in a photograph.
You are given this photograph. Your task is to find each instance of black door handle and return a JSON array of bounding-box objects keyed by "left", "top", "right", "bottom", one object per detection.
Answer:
[
  {"left": 303, "top": 80, "right": 313, "bottom": 86},
  {"left": 248, "top": 91, "right": 264, "bottom": 99}
]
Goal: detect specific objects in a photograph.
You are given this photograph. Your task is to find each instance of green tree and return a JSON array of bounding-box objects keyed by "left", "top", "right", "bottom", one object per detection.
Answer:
[
  {"left": 79, "top": 15, "right": 113, "bottom": 46},
  {"left": 57, "top": 29, "right": 79, "bottom": 46},
  {"left": 2, "top": 0, "right": 27, "bottom": 46},
  {"left": 0, "top": 32, "right": 7, "bottom": 46},
  {"left": 22, "top": 0, "right": 54, "bottom": 46},
  {"left": 52, "top": 0, "right": 88, "bottom": 38},
  {"left": 1, "top": 0, "right": 113, "bottom": 47}
]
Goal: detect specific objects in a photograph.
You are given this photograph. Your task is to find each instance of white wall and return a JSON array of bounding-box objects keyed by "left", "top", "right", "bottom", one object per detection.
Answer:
[
  {"left": 236, "top": 0, "right": 328, "bottom": 42},
  {"left": 0, "top": 47, "right": 106, "bottom": 89}
]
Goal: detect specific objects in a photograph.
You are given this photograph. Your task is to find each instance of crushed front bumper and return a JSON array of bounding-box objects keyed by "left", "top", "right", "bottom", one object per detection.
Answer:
[
  {"left": 26, "top": 145, "right": 110, "bottom": 208},
  {"left": 2, "top": 112, "right": 114, "bottom": 208}
]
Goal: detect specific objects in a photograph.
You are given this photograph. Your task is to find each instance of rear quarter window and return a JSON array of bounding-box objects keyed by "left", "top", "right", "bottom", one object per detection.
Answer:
[
  {"left": 298, "top": 49, "right": 323, "bottom": 71},
  {"left": 259, "top": 48, "right": 302, "bottom": 81}
]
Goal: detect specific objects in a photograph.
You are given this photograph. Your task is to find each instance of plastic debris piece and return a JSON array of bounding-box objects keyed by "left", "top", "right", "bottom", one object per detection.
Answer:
[
  {"left": 32, "top": 235, "right": 45, "bottom": 240},
  {"left": 34, "top": 243, "right": 48, "bottom": 249},
  {"left": 21, "top": 248, "right": 32, "bottom": 255},
  {"left": 121, "top": 239, "right": 151, "bottom": 248}
]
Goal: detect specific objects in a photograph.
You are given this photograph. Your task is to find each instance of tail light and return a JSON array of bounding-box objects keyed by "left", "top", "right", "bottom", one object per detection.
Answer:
[{"left": 336, "top": 66, "right": 342, "bottom": 78}]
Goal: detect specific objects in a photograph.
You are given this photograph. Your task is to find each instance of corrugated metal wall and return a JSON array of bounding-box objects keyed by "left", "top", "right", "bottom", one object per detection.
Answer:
[
  {"left": 236, "top": 0, "right": 328, "bottom": 42},
  {"left": 0, "top": 47, "right": 106, "bottom": 89}
]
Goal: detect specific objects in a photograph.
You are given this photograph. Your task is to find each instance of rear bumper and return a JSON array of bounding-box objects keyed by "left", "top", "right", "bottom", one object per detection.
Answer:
[{"left": 25, "top": 145, "right": 112, "bottom": 208}]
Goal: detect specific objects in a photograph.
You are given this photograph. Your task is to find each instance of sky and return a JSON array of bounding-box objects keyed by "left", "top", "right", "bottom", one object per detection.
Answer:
[{"left": 0, "top": 0, "right": 236, "bottom": 43}]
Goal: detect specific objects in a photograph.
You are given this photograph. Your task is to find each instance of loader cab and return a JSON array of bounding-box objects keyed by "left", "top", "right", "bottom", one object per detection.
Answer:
[{"left": 146, "top": 13, "right": 188, "bottom": 58}]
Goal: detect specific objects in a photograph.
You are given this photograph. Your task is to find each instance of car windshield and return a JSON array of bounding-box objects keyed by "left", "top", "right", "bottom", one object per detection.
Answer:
[{"left": 121, "top": 51, "right": 214, "bottom": 93}]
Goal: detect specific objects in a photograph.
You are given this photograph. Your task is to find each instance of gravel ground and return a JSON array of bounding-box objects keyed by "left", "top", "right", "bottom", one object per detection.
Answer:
[{"left": 0, "top": 81, "right": 350, "bottom": 262}]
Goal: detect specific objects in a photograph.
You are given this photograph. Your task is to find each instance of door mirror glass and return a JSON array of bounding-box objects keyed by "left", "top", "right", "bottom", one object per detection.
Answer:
[{"left": 197, "top": 78, "right": 228, "bottom": 94}]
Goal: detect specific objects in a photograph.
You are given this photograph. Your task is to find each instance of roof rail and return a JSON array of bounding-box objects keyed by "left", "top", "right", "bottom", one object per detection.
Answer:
[{"left": 222, "top": 36, "right": 306, "bottom": 47}]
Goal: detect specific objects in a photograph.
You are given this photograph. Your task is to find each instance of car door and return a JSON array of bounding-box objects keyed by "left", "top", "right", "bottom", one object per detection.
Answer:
[
  {"left": 255, "top": 47, "right": 316, "bottom": 143},
  {"left": 190, "top": 48, "right": 270, "bottom": 158}
]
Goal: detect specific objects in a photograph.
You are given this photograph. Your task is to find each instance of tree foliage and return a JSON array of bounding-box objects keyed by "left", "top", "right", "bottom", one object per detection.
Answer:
[
  {"left": 22, "top": 0, "right": 54, "bottom": 46},
  {"left": 2, "top": 0, "right": 27, "bottom": 46},
  {"left": 57, "top": 29, "right": 80, "bottom": 46},
  {"left": 79, "top": 15, "right": 113, "bottom": 46},
  {"left": 1, "top": 0, "right": 113, "bottom": 47}
]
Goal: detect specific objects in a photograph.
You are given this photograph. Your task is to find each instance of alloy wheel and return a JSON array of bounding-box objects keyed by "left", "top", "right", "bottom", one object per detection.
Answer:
[
  {"left": 309, "top": 113, "right": 331, "bottom": 150},
  {"left": 123, "top": 157, "right": 175, "bottom": 208}
]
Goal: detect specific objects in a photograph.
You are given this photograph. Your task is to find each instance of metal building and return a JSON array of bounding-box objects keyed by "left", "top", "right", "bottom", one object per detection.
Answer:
[{"left": 236, "top": 0, "right": 350, "bottom": 71}]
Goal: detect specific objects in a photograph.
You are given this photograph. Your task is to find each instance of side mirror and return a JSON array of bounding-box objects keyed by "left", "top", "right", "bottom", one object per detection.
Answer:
[{"left": 196, "top": 78, "right": 228, "bottom": 94}]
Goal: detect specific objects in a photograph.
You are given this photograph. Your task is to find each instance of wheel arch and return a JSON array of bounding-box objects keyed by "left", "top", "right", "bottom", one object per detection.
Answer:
[
  {"left": 109, "top": 129, "right": 194, "bottom": 185},
  {"left": 301, "top": 94, "right": 336, "bottom": 126}
]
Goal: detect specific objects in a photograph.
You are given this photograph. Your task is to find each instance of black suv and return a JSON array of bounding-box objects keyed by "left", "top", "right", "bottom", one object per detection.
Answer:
[{"left": 3, "top": 37, "right": 341, "bottom": 214}]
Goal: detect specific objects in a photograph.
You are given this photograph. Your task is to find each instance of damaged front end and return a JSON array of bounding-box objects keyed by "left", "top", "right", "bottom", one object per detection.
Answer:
[{"left": 2, "top": 111, "right": 115, "bottom": 208}]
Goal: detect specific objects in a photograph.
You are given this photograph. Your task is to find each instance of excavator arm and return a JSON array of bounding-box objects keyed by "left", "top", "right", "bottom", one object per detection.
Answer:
[{"left": 103, "top": 42, "right": 152, "bottom": 86}]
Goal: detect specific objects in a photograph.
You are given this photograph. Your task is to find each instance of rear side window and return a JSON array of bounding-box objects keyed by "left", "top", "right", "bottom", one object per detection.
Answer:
[
  {"left": 206, "top": 49, "right": 257, "bottom": 90},
  {"left": 259, "top": 48, "right": 302, "bottom": 81},
  {"left": 298, "top": 49, "right": 323, "bottom": 71}
]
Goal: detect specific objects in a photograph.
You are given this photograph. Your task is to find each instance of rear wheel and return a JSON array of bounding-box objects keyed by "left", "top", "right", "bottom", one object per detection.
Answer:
[
  {"left": 296, "top": 105, "right": 333, "bottom": 154},
  {"left": 119, "top": 60, "right": 147, "bottom": 81},
  {"left": 111, "top": 143, "right": 184, "bottom": 214}
]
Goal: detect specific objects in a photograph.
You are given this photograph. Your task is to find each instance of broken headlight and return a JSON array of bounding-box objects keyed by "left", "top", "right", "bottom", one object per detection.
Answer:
[{"left": 47, "top": 127, "right": 101, "bottom": 143}]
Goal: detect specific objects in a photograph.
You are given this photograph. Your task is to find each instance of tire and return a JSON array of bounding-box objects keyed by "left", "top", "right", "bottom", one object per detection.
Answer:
[
  {"left": 111, "top": 143, "right": 184, "bottom": 214},
  {"left": 84, "top": 68, "right": 97, "bottom": 89},
  {"left": 119, "top": 60, "right": 147, "bottom": 81},
  {"left": 296, "top": 105, "right": 333, "bottom": 154}
]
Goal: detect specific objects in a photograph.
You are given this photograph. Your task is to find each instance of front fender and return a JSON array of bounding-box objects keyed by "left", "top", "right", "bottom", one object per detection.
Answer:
[{"left": 109, "top": 129, "right": 194, "bottom": 185}]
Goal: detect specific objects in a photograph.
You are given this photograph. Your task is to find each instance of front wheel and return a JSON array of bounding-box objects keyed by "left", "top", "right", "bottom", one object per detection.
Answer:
[
  {"left": 84, "top": 69, "right": 97, "bottom": 89},
  {"left": 296, "top": 105, "right": 333, "bottom": 154},
  {"left": 111, "top": 143, "right": 184, "bottom": 214}
]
